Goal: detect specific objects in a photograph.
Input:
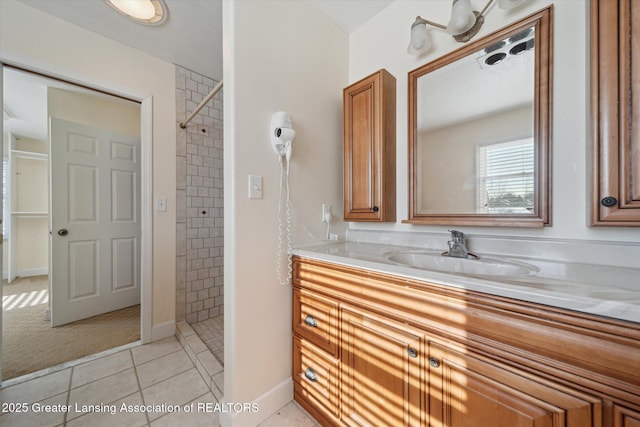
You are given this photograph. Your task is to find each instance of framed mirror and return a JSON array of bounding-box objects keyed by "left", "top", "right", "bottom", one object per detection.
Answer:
[{"left": 406, "top": 7, "right": 552, "bottom": 227}]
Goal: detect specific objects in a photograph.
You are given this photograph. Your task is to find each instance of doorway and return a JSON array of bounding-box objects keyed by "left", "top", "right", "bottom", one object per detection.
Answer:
[{"left": 1, "top": 66, "right": 143, "bottom": 380}]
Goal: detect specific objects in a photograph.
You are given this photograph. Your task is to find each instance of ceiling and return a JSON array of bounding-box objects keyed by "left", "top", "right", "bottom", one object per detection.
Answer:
[
  {"left": 15, "top": 0, "right": 396, "bottom": 81},
  {"left": 16, "top": 0, "right": 223, "bottom": 79},
  {"left": 4, "top": 0, "right": 395, "bottom": 141}
]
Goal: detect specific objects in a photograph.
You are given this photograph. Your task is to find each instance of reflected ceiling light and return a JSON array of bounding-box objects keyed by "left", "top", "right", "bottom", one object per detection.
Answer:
[
  {"left": 106, "top": 0, "right": 167, "bottom": 25},
  {"left": 407, "top": 0, "right": 529, "bottom": 55}
]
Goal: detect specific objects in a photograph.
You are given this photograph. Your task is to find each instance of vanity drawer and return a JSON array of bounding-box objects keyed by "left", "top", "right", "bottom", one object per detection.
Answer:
[
  {"left": 293, "top": 288, "right": 339, "bottom": 356},
  {"left": 293, "top": 337, "right": 340, "bottom": 421}
]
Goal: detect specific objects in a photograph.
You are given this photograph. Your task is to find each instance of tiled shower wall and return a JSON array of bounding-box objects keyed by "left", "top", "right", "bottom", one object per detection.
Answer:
[{"left": 176, "top": 65, "right": 224, "bottom": 324}]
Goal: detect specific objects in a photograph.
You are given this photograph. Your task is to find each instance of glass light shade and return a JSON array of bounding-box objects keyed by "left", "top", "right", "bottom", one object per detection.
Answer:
[
  {"left": 446, "top": 0, "right": 476, "bottom": 36},
  {"left": 498, "top": 0, "right": 527, "bottom": 9},
  {"left": 108, "top": 0, "right": 155, "bottom": 19},
  {"left": 106, "top": 0, "right": 166, "bottom": 24},
  {"left": 407, "top": 21, "right": 432, "bottom": 55}
]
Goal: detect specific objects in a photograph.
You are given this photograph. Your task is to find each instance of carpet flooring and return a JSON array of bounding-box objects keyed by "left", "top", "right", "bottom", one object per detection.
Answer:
[{"left": 2, "top": 276, "right": 140, "bottom": 380}]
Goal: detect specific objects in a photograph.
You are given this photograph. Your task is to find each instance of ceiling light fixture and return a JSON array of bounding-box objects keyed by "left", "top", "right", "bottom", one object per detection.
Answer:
[
  {"left": 407, "top": 0, "right": 528, "bottom": 55},
  {"left": 106, "top": 0, "right": 167, "bottom": 25}
]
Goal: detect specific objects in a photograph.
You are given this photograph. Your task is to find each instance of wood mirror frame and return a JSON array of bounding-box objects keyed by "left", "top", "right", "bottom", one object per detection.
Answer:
[{"left": 405, "top": 7, "right": 552, "bottom": 227}]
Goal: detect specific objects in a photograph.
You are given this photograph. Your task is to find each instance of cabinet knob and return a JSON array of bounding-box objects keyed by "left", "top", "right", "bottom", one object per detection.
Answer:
[
  {"left": 601, "top": 196, "right": 618, "bottom": 207},
  {"left": 57, "top": 229, "right": 69, "bottom": 236},
  {"left": 372, "top": 206, "right": 379, "bottom": 212},
  {"left": 304, "top": 367, "right": 318, "bottom": 382},
  {"left": 407, "top": 347, "right": 418, "bottom": 358},
  {"left": 429, "top": 357, "right": 440, "bottom": 368},
  {"left": 304, "top": 314, "right": 317, "bottom": 328}
]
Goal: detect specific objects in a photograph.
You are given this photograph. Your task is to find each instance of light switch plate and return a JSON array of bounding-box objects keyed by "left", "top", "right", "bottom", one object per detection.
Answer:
[
  {"left": 248, "top": 175, "right": 263, "bottom": 199},
  {"left": 156, "top": 197, "right": 167, "bottom": 212}
]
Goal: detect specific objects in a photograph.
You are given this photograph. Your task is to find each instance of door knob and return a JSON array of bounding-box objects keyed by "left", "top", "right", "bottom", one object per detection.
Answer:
[{"left": 57, "top": 229, "right": 69, "bottom": 236}]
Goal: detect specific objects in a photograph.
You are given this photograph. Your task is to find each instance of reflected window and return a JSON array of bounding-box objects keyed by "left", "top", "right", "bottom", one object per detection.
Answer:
[{"left": 477, "top": 138, "right": 534, "bottom": 214}]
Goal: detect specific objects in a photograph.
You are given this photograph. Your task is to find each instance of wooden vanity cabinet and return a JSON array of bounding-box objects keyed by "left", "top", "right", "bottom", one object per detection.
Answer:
[
  {"left": 428, "top": 341, "right": 601, "bottom": 427},
  {"left": 341, "top": 306, "right": 422, "bottom": 426},
  {"left": 591, "top": 0, "right": 640, "bottom": 225},
  {"left": 343, "top": 69, "right": 396, "bottom": 222},
  {"left": 292, "top": 256, "right": 640, "bottom": 426},
  {"left": 613, "top": 405, "right": 640, "bottom": 427}
]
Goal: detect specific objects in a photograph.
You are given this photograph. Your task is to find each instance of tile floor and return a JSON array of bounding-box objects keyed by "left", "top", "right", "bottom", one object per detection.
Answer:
[
  {"left": 192, "top": 315, "right": 224, "bottom": 366},
  {"left": 0, "top": 335, "right": 317, "bottom": 426}
]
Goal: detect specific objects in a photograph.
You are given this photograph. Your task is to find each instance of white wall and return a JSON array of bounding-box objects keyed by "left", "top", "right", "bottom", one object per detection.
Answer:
[
  {"left": 1, "top": 0, "right": 176, "bottom": 338},
  {"left": 350, "top": 0, "right": 640, "bottom": 243},
  {"left": 14, "top": 156, "right": 48, "bottom": 274},
  {"left": 420, "top": 105, "right": 533, "bottom": 212},
  {"left": 48, "top": 87, "right": 141, "bottom": 137},
  {"left": 223, "top": 0, "right": 348, "bottom": 424}
]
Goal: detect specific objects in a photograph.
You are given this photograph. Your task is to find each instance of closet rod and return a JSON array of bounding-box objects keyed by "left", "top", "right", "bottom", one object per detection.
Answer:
[{"left": 179, "top": 79, "right": 223, "bottom": 129}]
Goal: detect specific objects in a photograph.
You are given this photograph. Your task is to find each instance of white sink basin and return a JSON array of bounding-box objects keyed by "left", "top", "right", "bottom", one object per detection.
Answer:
[{"left": 384, "top": 250, "right": 538, "bottom": 278}]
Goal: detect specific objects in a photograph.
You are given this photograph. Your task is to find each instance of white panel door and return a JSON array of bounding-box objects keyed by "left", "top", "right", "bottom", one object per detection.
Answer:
[{"left": 50, "top": 118, "right": 140, "bottom": 327}]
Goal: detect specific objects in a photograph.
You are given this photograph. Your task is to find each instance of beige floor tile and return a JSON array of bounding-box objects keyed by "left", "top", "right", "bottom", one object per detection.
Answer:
[
  {"left": 150, "top": 392, "right": 220, "bottom": 427},
  {"left": 67, "top": 368, "right": 139, "bottom": 421},
  {"left": 195, "top": 349, "right": 223, "bottom": 377},
  {"left": 131, "top": 336, "right": 183, "bottom": 366},
  {"left": 192, "top": 316, "right": 224, "bottom": 366},
  {"left": 71, "top": 349, "right": 133, "bottom": 388},
  {"left": 258, "top": 402, "right": 319, "bottom": 427},
  {"left": 0, "top": 368, "right": 71, "bottom": 404},
  {"left": 176, "top": 321, "right": 195, "bottom": 338},
  {"left": 0, "top": 339, "right": 322, "bottom": 426},
  {"left": 185, "top": 334, "right": 208, "bottom": 354},
  {"left": 66, "top": 391, "right": 148, "bottom": 427},
  {"left": 141, "top": 368, "right": 209, "bottom": 421},
  {"left": 136, "top": 349, "right": 193, "bottom": 389},
  {"left": 0, "top": 392, "right": 68, "bottom": 427},
  {"left": 212, "top": 370, "right": 224, "bottom": 392}
]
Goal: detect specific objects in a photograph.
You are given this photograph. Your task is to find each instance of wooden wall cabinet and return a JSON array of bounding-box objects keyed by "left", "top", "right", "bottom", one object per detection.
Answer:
[
  {"left": 591, "top": 0, "right": 640, "bottom": 225},
  {"left": 292, "top": 256, "right": 640, "bottom": 426},
  {"left": 343, "top": 69, "right": 396, "bottom": 222}
]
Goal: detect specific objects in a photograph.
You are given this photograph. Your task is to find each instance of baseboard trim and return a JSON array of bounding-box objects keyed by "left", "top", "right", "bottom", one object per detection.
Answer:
[
  {"left": 150, "top": 319, "right": 175, "bottom": 341},
  {"left": 3, "top": 268, "right": 48, "bottom": 280},
  {"left": 219, "top": 377, "right": 293, "bottom": 427}
]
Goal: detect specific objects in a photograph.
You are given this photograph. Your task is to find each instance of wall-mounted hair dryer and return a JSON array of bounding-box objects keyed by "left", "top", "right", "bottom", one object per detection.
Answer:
[
  {"left": 270, "top": 111, "right": 297, "bottom": 286},
  {"left": 270, "top": 111, "right": 296, "bottom": 160}
]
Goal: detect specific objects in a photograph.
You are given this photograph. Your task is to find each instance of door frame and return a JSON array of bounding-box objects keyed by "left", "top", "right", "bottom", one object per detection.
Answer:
[{"left": 0, "top": 59, "right": 153, "bottom": 371}]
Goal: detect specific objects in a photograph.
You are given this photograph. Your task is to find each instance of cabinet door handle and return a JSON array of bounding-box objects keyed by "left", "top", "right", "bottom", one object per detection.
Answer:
[
  {"left": 601, "top": 196, "right": 617, "bottom": 207},
  {"left": 429, "top": 357, "right": 440, "bottom": 368},
  {"left": 407, "top": 347, "right": 418, "bottom": 358},
  {"left": 304, "top": 367, "right": 318, "bottom": 382},
  {"left": 372, "top": 206, "right": 379, "bottom": 212},
  {"left": 304, "top": 314, "right": 318, "bottom": 328}
]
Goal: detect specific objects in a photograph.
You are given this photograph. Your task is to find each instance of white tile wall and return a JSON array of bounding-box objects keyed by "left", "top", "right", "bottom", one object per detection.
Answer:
[{"left": 176, "top": 65, "right": 224, "bottom": 323}]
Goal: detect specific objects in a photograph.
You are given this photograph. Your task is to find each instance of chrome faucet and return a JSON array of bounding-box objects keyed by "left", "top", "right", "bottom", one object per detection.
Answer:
[{"left": 444, "top": 229, "right": 478, "bottom": 259}]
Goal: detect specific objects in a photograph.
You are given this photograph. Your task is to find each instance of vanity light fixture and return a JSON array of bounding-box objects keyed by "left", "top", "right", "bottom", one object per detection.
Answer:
[
  {"left": 407, "top": 0, "right": 528, "bottom": 55},
  {"left": 105, "top": 0, "right": 167, "bottom": 25}
]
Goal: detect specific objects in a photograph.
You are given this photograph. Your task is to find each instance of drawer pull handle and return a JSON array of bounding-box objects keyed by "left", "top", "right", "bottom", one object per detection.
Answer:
[
  {"left": 304, "top": 315, "right": 318, "bottom": 328},
  {"left": 304, "top": 367, "right": 318, "bottom": 382},
  {"left": 429, "top": 357, "right": 440, "bottom": 368},
  {"left": 407, "top": 347, "right": 418, "bottom": 358}
]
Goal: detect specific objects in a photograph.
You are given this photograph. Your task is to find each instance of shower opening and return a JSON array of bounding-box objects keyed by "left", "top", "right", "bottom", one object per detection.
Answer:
[{"left": 175, "top": 65, "right": 224, "bottom": 366}]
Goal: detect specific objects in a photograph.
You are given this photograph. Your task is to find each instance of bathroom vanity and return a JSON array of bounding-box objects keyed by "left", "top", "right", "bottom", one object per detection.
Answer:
[{"left": 291, "top": 241, "right": 640, "bottom": 427}]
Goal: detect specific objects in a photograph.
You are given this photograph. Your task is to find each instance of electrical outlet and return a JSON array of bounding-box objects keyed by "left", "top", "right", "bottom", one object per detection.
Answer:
[
  {"left": 329, "top": 233, "right": 338, "bottom": 241},
  {"left": 322, "top": 204, "right": 332, "bottom": 223}
]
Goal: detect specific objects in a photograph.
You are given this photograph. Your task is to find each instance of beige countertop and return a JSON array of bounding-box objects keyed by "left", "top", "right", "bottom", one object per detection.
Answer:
[{"left": 293, "top": 241, "right": 640, "bottom": 324}]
